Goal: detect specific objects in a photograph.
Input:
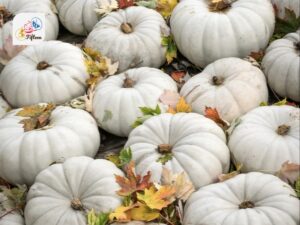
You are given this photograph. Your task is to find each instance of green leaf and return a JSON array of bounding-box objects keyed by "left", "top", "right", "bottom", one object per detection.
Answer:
[
  {"left": 161, "top": 35, "right": 177, "bottom": 64},
  {"left": 102, "top": 110, "right": 113, "bottom": 123},
  {"left": 132, "top": 105, "right": 162, "bottom": 128},
  {"left": 295, "top": 176, "right": 300, "bottom": 198},
  {"left": 272, "top": 8, "right": 300, "bottom": 41},
  {"left": 274, "top": 98, "right": 287, "bottom": 106},
  {"left": 87, "top": 209, "right": 109, "bottom": 225},
  {"left": 157, "top": 153, "right": 173, "bottom": 165},
  {"left": 0, "top": 184, "right": 27, "bottom": 214},
  {"left": 136, "top": 0, "right": 157, "bottom": 9},
  {"left": 260, "top": 102, "right": 268, "bottom": 106},
  {"left": 119, "top": 147, "right": 132, "bottom": 167}
]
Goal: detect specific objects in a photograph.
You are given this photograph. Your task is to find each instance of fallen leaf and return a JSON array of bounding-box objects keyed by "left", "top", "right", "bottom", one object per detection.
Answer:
[
  {"left": 85, "top": 83, "right": 96, "bottom": 112},
  {"left": 295, "top": 177, "right": 300, "bottom": 198},
  {"left": 129, "top": 203, "right": 160, "bottom": 221},
  {"left": 137, "top": 185, "right": 176, "bottom": 210},
  {"left": 218, "top": 163, "right": 243, "bottom": 182},
  {"left": 176, "top": 97, "right": 192, "bottom": 113},
  {"left": 171, "top": 71, "right": 186, "bottom": 83},
  {"left": 118, "top": 0, "right": 134, "bottom": 9},
  {"left": 87, "top": 209, "right": 109, "bottom": 225},
  {"left": 109, "top": 205, "right": 134, "bottom": 221},
  {"left": 159, "top": 90, "right": 180, "bottom": 109},
  {"left": 157, "top": 153, "right": 173, "bottom": 165},
  {"left": 156, "top": 0, "right": 178, "bottom": 18},
  {"left": 132, "top": 105, "right": 161, "bottom": 128},
  {"left": 95, "top": 0, "right": 119, "bottom": 16},
  {"left": 119, "top": 147, "right": 132, "bottom": 167},
  {"left": 115, "top": 161, "right": 152, "bottom": 196},
  {"left": 161, "top": 35, "right": 177, "bottom": 64},
  {"left": 136, "top": 0, "right": 157, "bottom": 9},
  {"left": 102, "top": 110, "right": 113, "bottom": 123},
  {"left": 277, "top": 161, "right": 300, "bottom": 184},
  {"left": 204, "top": 107, "right": 229, "bottom": 130},
  {"left": 249, "top": 51, "right": 264, "bottom": 63}
]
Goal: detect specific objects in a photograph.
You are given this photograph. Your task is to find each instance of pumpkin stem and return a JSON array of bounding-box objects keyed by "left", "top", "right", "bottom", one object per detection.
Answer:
[
  {"left": 157, "top": 144, "right": 172, "bottom": 154},
  {"left": 37, "top": 61, "right": 51, "bottom": 70},
  {"left": 209, "top": 0, "right": 234, "bottom": 12},
  {"left": 71, "top": 198, "right": 84, "bottom": 211},
  {"left": 121, "top": 23, "right": 133, "bottom": 34},
  {"left": 277, "top": 124, "right": 290, "bottom": 136},
  {"left": 212, "top": 76, "right": 224, "bottom": 85},
  {"left": 0, "top": 6, "right": 14, "bottom": 27},
  {"left": 239, "top": 201, "right": 255, "bottom": 209},
  {"left": 123, "top": 73, "right": 135, "bottom": 88}
]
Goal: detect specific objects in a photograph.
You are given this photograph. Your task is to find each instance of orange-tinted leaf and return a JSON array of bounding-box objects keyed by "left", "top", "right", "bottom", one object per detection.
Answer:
[
  {"left": 137, "top": 185, "right": 176, "bottom": 210},
  {"left": 176, "top": 97, "right": 192, "bottom": 113},
  {"left": 204, "top": 107, "right": 229, "bottom": 129},
  {"left": 115, "top": 161, "right": 152, "bottom": 196},
  {"left": 167, "top": 107, "right": 177, "bottom": 114},
  {"left": 118, "top": 0, "right": 134, "bottom": 9},
  {"left": 249, "top": 51, "right": 264, "bottom": 62},
  {"left": 171, "top": 71, "right": 186, "bottom": 83},
  {"left": 277, "top": 161, "right": 300, "bottom": 184}
]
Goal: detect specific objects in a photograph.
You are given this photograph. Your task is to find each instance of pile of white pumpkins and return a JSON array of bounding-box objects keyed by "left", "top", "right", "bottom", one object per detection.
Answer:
[{"left": 0, "top": 0, "right": 299, "bottom": 224}]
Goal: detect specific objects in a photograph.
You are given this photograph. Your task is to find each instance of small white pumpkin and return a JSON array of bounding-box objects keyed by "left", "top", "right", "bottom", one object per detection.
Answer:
[
  {"left": 55, "top": 0, "right": 102, "bottom": 35},
  {"left": 262, "top": 31, "right": 300, "bottom": 102},
  {"left": 85, "top": 6, "right": 168, "bottom": 72},
  {"left": 0, "top": 105, "right": 100, "bottom": 185},
  {"left": 271, "top": 0, "right": 300, "bottom": 19},
  {"left": 170, "top": 0, "right": 275, "bottom": 68},
  {"left": 0, "top": 0, "right": 59, "bottom": 64},
  {"left": 184, "top": 172, "right": 300, "bottom": 225},
  {"left": 0, "top": 94, "right": 9, "bottom": 118},
  {"left": 180, "top": 58, "right": 269, "bottom": 122},
  {"left": 228, "top": 106, "right": 299, "bottom": 174},
  {"left": 25, "top": 156, "right": 123, "bottom": 225},
  {"left": 125, "top": 113, "right": 230, "bottom": 189},
  {"left": 92, "top": 67, "right": 177, "bottom": 137},
  {"left": 0, "top": 41, "right": 89, "bottom": 108}
]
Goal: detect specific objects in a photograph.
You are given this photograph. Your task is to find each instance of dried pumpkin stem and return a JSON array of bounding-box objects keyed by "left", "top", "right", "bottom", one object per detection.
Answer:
[
  {"left": 120, "top": 23, "right": 133, "bottom": 34},
  {"left": 157, "top": 144, "right": 172, "bottom": 154},
  {"left": 277, "top": 124, "right": 290, "bottom": 136},
  {"left": 239, "top": 201, "right": 255, "bottom": 209},
  {"left": 212, "top": 76, "right": 224, "bottom": 85},
  {"left": 71, "top": 198, "right": 84, "bottom": 211},
  {"left": 209, "top": 0, "right": 234, "bottom": 12},
  {"left": 0, "top": 6, "right": 14, "bottom": 26},
  {"left": 123, "top": 74, "right": 135, "bottom": 88},
  {"left": 37, "top": 61, "right": 51, "bottom": 70}
]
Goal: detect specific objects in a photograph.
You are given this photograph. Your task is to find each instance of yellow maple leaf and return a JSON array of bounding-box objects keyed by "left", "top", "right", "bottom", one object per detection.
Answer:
[
  {"left": 176, "top": 97, "right": 192, "bottom": 113},
  {"left": 109, "top": 205, "right": 132, "bottom": 222},
  {"left": 156, "top": 0, "right": 178, "bottom": 18},
  {"left": 129, "top": 203, "right": 160, "bottom": 221},
  {"left": 137, "top": 185, "right": 176, "bottom": 210}
]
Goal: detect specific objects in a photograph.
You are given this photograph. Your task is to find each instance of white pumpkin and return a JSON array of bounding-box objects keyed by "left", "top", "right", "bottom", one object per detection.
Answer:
[
  {"left": 55, "top": 0, "right": 103, "bottom": 35},
  {"left": 271, "top": 0, "right": 300, "bottom": 19},
  {"left": 180, "top": 58, "right": 269, "bottom": 122},
  {"left": 170, "top": 0, "right": 275, "bottom": 68},
  {"left": 25, "top": 156, "right": 123, "bottom": 225},
  {"left": 0, "top": 41, "right": 89, "bottom": 108},
  {"left": 184, "top": 172, "right": 300, "bottom": 225},
  {"left": 0, "top": 213, "right": 24, "bottom": 225},
  {"left": 85, "top": 6, "right": 168, "bottom": 72},
  {"left": 0, "top": 105, "right": 100, "bottom": 185},
  {"left": 0, "top": 94, "right": 9, "bottom": 118},
  {"left": 125, "top": 113, "right": 230, "bottom": 189},
  {"left": 92, "top": 67, "right": 177, "bottom": 137},
  {"left": 228, "top": 106, "right": 299, "bottom": 174},
  {"left": 0, "top": 0, "right": 59, "bottom": 64},
  {"left": 262, "top": 31, "right": 300, "bottom": 102}
]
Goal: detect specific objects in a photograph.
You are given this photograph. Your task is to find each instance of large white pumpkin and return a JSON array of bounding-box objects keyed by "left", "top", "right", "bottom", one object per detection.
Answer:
[
  {"left": 25, "top": 156, "right": 123, "bottom": 225},
  {"left": 0, "top": 213, "right": 24, "bottom": 225},
  {"left": 180, "top": 58, "right": 269, "bottom": 122},
  {"left": 0, "top": 41, "right": 89, "bottom": 108},
  {"left": 170, "top": 0, "right": 275, "bottom": 68},
  {"left": 228, "top": 106, "right": 299, "bottom": 174},
  {"left": 184, "top": 172, "right": 300, "bottom": 225},
  {"left": 55, "top": 0, "right": 102, "bottom": 35},
  {"left": 92, "top": 67, "right": 177, "bottom": 137},
  {"left": 85, "top": 6, "right": 168, "bottom": 72},
  {"left": 0, "top": 0, "right": 59, "bottom": 64},
  {"left": 271, "top": 0, "right": 300, "bottom": 19},
  {"left": 0, "top": 94, "right": 9, "bottom": 118},
  {"left": 125, "top": 113, "right": 230, "bottom": 189},
  {"left": 262, "top": 31, "right": 300, "bottom": 102},
  {"left": 0, "top": 105, "right": 100, "bottom": 185}
]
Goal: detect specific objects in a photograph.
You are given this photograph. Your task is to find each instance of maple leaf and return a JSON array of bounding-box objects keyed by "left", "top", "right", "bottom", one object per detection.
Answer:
[
  {"left": 109, "top": 205, "right": 134, "bottom": 221},
  {"left": 129, "top": 203, "right": 160, "bottom": 221},
  {"left": 159, "top": 90, "right": 180, "bottom": 109},
  {"left": 171, "top": 71, "right": 187, "bottom": 83},
  {"left": 115, "top": 161, "right": 152, "bottom": 196},
  {"left": 176, "top": 97, "right": 192, "bottom": 113},
  {"left": 132, "top": 105, "right": 161, "bottom": 128},
  {"left": 161, "top": 168, "right": 195, "bottom": 201},
  {"left": 137, "top": 185, "right": 176, "bottom": 210},
  {"left": 87, "top": 209, "right": 109, "bottom": 225},
  {"left": 118, "top": 0, "right": 134, "bottom": 9},
  {"left": 95, "top": 0, "right": 119, "bottom": 16},
  {"left": 276, "top": 161, "right": 300, "bottom": 184},
  {"left": 16, "top": 103, "right": 55, "bottom": 132},
  {"left": 156, "top": 0, "right": 178, "bottom": 18},
  {"left": 204, "top": 107, "right": 229, "bottom": 130},
  {"left": 161, "top": 35, "right": 177, "bottom": 64}
]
